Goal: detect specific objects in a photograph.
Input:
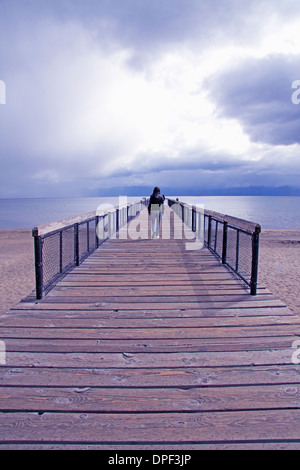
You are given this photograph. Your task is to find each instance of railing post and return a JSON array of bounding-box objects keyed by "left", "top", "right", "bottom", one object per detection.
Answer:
[
  {"left": 59, "top": 231, "right": 63, "bottom": 273},
  {"left": 74, "top": 223, "right": 79, "bottom": 266},
  {"left": 86, "top": 221, "right": 89, "bottom": 252},
  {"left": 95, "top": 215, "right": 99, "bottom": 248},
  {"left": 214, "top": 221, "right": 218, "bottom": 252},
  {"left": 222, "top": 221, "right": 228, "bottom": 264},
  {"left": 192, "top": 207, "right": 196, "bottom": 232},
  {"left": 116, "top": 208, "right": 119, "bottom": 233},
  {"left": 250, "top": 229, "right": 260, "bottom": 295},
  {"left": 235, "top": 229, "right": 240, "bottom": 272},
  {"left": 32, "top": 228, "right": 44, "bottom": 300},
  {"left": 208, "top": 215, "right": 212, "bottom": 248}
]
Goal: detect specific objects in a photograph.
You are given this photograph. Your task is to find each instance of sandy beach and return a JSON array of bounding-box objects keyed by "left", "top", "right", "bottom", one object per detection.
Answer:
[
  {"left": 0, "top": 230, "right": 35, "bottom": 315},
  {"left": 0, "top": 228, "right": 299, "bottom": 316},
  {"left": 258, "top": 230, "right": 300, "bottom": 315}
]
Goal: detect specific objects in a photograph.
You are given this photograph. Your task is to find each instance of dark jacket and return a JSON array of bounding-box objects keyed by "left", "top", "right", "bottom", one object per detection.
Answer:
[{"left": 148, "top": 192, "right": 165, "bottom": 214}]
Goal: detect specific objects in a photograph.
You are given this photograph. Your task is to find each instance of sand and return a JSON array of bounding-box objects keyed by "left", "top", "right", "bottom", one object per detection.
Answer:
[
  {"left": 258, "top": 230, "right": 300, "bottom": 315},
  {"left": 0, "top": 228, "right": 299, "bottom": 316},
  {"left": 0, "top": 230, "right": 35, "bottom": 315}
]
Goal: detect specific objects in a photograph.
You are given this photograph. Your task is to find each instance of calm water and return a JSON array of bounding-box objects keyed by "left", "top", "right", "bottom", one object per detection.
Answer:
[
  {"left": 180, "top": 196, "right": 300, "bottom": 230},
  {"left": 0, "top": 196, "right": 299, "bottom": 230}
]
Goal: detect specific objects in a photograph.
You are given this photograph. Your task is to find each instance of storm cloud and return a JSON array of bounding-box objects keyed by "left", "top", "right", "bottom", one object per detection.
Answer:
[
  {"left": 1, "top": 0, "right": 300, "bottom": 196},
  {"left": 207, "top": 54, "right": 300, "bottom": 145}
]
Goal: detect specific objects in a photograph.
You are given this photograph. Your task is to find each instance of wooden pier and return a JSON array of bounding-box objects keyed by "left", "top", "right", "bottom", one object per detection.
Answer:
[{"left": 0, "top": 205, "right": 300, "bottom": 449}]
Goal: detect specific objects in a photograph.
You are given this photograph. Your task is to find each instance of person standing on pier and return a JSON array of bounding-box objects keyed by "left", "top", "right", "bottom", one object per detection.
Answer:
[{"left": 148, "top": 187, "right": 165, "bottom": 239}]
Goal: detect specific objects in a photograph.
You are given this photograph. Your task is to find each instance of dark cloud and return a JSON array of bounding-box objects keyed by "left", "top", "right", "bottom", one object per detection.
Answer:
[
  {"left": 207, "top": 54, "right": 300, "bottom": 145},
  {"left": 57, "top": 0, "right": 300, "bottom": 49},
  {"left": 3, "top": 0, "right": 295, "bottom": 59},
  {"left": 125, "top": 150, "right": 249, "bottom": 176},
  {"left": 1, "top": 0, "right": 300, "bottom": 196}
]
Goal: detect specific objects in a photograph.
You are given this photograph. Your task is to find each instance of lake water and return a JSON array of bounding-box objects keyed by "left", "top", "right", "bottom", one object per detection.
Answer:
[{"left": 0, "top": 196, "right": 299, "bottom": 230}]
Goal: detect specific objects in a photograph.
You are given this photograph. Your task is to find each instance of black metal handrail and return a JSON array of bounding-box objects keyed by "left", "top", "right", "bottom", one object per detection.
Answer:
[
  {"left": 168, "top": 198, "right": 261, "bottom": 295},
  {"left": 32, "top": 198, "right": 147, "bottom": 299}
]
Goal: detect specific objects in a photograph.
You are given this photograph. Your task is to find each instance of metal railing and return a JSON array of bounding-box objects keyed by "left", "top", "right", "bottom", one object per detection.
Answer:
[
  {"left": 168, "top": 198, "right": 261, "bottom": 295},
  {"left": 32, "top": 198, "right": 147, "bottom": 299}
]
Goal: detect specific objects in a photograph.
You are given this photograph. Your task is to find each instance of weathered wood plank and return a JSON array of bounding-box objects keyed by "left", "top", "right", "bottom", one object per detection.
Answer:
[
  {"left": 1, "top": 314, "right": 299, "bottom": 328},
  {"left": 0, "top": 443, "right": 298, "bottom": 450},
  {"left": 1, "top": 365, "right": 299, "bottom": 388},
  {"left": 8, "top": 306, "right": 293, "bottom": 318},
  {"left": 2, "top": 336, "right": 297, "bottom": 353},
  {"left": 3, "top": 348, "right": 293, "bottom": 368},
  {"left": 0, "top": 323, "right": 298, "bottom": 339},
  {"left": 31, "top": 300, "right": 288, "bottom": 310},
  {"left": 1, "top": 410, "right": 300, "bottom": 443},
  {"left": 58, "top": 277, "right": 240, "bottom": 287},
  {"left": 1, "top": 384, "right": 300, "bottom": 413},
  {"left": 47, "top": 286, "right": 271, "bottom": 297},
  {"left": 73, "top": 266, "right": 225, "bottom": 274},
  {"left": 0, "top": 310, "right": 300, "bottom": 328}
]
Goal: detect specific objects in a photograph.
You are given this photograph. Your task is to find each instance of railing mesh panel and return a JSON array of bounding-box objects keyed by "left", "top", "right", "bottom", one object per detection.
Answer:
[
  {"left": 169, "top": 200, "right": 259, "bottom": 293},
  {"left": 236, "top": 230, "right": 253, "bottom": 283},
  {"left": 62, "top": 226, "right": 75, "bottom": 271},
  {"left": 33, "top": 199, "right": 149, "bottom": 298},
  {"left": 89, "top": 219, "right": 96, "bottom": 251},
  {"left": 226, "top": 226, "right": 238, "bottom": 270},
  {"left": 79, "top": 222, "right": 88, "bottom": 259},
  {"left": 215, "top": 222, "right": 224, "bottom": 259},
  {"left": 43, "top": 233, "right": 60, "bottom": 287}
]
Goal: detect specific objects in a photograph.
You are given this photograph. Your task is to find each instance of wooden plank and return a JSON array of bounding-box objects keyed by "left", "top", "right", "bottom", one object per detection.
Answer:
[
  {"left": 1, "top": 313, "right": 299, "bottom": 328},
  {"left": 61, "top": 272, "right": 237, "bottom": 280},
  {"left": 0, "top": 443, "right": 299, "bottom": 450},
  {"left": 58, "top": 276, "right": 240, "bottom": 285},
  {"left": 91, "top": 253, "right": 214, "bottom": 258},
  {"left": 47, "top": 286, "right": 271, "bottom": 297},
  {"left": 31, "top": 300, "right": 288, "bottom": 310},
  {"left": 2, "top": 336, "right": 297, "bottom": 353},
  {"left": 12, "top": 306, "right": 293, "bottom": 319},
  {"left": 3, "top": 348, "right": 293, "bottom": 368},
  {"left": 57, "top": 280, "right": 244, "bottom": 288},
  {"left": 11, "top": 306, "right": 293, "bottom": 319},
  {"left": 0, "top": 323, "right": 298, "bottom": 339},
  {"left": 1, "top": 383, "right": 300, "bottom": 413},
  {"left": 73, "top": 266, "right": 224, "bottom": 274},
  {"left": 1, "top": 410, "right": 300, "bottom": 443},
  {"left": 84, "top": 252, "right": 214, "bottom": 259},
  {"left": 13, "top": 304, "right": 291, "bottom": 324},
  {"left": 1, "top": 365, "right": 299, "bottom": 388},
  {"left": 58, "top": 276, "right": 240, "bottom": 286}
]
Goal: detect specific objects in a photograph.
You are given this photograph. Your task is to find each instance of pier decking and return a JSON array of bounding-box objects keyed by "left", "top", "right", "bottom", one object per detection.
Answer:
[{"left": 0, "top": 205, "right": 300, "bottom": 449}]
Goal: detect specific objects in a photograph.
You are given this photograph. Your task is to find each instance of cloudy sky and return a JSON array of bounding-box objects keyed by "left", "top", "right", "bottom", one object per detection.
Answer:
[{"left": 1, "top": 0, "right": 300, "bottom": 197}]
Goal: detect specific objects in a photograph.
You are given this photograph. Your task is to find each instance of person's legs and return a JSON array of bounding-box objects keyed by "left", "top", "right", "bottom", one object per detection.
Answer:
[
  {"left": 156, "top": 210, "right": 162, "bottom": 238},
  {"left": 151, "top": 210, "right": 160, "bottom": 238},
  {"left": 151, "top": 210, "right": 158, "bottom": 238}
]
